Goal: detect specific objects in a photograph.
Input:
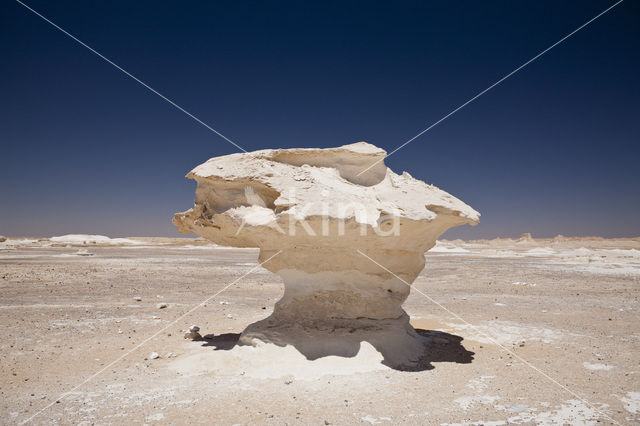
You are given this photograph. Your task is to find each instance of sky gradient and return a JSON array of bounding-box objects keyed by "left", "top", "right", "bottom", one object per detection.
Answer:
[{"left": 1, "top": 0, "right": 639, "bottom": 239}]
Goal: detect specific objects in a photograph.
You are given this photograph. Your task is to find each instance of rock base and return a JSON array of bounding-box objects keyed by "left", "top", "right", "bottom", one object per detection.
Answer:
[{"left": 239, "top": 312, "right": 427, "bottom": 368}]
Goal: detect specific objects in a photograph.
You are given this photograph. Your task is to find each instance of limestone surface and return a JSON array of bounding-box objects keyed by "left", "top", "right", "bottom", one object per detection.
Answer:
[{"left": 174, "top": 142, "right": 479, "bottom": 367}]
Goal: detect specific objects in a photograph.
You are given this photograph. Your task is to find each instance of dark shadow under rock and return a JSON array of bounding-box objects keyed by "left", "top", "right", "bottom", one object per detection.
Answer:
[
  {"left": 201, "top": 333, "right": 241, "bottom": 351},
  {"left": 200, "top": 327, "right": 474, "bottom": 372}
]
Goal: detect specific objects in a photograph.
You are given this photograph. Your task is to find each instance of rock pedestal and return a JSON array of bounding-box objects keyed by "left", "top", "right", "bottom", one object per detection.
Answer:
[{"left": 174, "top": 142, "right": 479, "bottom": 367}]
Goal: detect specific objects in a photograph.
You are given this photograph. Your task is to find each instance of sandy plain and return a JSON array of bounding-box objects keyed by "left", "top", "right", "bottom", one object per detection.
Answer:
[{"left": 0, "top": 236, "right": 639, "bottom": 425}]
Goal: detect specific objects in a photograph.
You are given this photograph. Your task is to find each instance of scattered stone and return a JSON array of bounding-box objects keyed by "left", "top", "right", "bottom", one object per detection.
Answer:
[
  {"left": 203, "top": 333, "right": 215, "bottom": 340},
  {"left": 165, "top": 352, "right": 174, "bottom": 358},
  {"left": 149, "top": 352, "right": 160, "bottom": 359},
  {"left": 226, "top": 314, "right": 233, "bottom": 319},
  {"left": 183, "top": 325, "right": 203, "bottom": 341},
  {"left": 219, "top": 301, "right": 229, "bottom": 305},
  {"left": 152, "top": 315, "right": 160, "bottom": 319},
  {"left": 0, "top": 236, "right": 7, "bottom": 242},
  {"left": 284, "top": 380, "right": 293, "bottom": 385},
  {"left": 156, "top": 303, "right": 168, "bottom": 309},
  {"left": 75, "top": 249, "right": 93, "bottom": 256},
  {"left": 512, "top": 281, "right": 536, "bottom": 287},
  {"left": 133, "top": 296, "right": 142, "bottom": 301}
]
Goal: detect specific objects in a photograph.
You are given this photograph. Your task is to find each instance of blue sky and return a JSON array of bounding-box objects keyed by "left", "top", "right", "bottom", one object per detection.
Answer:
[{"left": 1, "top": 1, "right": 638, "bottom": 239}]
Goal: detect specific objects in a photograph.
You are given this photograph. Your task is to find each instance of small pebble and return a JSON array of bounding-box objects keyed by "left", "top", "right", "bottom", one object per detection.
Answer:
[
  {"left": 149, "top": 352, "right": 160, "bottom": 359},
  {"left": 133, "top": 296, "right": 142, "bottom": 301},
  {"left": 156, "top": 303, "right": 168, "bottom": 309}
]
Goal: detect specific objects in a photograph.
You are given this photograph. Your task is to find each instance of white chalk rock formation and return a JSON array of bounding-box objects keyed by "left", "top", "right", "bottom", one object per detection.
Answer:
[{"left": 174, "top": 142, "right": 479, "bottom": 367}]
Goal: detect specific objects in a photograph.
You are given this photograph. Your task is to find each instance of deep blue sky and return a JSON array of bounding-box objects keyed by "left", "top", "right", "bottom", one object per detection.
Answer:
[{"left": 1, "top": 1, "right": 638, "bottom": 239}]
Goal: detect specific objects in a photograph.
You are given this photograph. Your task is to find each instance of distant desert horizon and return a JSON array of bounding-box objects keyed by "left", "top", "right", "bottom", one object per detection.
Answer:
[{"left": 3, "top": 233, "right": 640, "bottom": 242}]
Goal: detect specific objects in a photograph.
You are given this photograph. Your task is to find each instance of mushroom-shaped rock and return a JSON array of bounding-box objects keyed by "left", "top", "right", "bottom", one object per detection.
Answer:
[{"left": 174, "top": 142, "right": 479, "bottom": 367}]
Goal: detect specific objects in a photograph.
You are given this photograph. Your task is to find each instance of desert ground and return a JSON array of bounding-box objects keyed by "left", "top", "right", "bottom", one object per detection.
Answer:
[{"left": 1, "top": 235, "right": 638, "bottom": 425}]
